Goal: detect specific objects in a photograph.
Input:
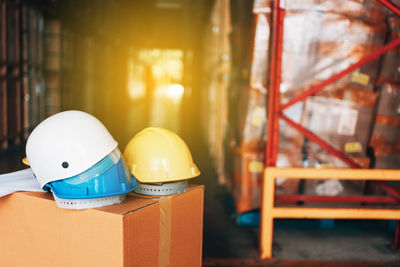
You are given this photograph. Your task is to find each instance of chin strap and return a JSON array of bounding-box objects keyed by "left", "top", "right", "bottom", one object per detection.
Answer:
[{"left": 134, "top": 180, "right": 188, "bottom": 196}]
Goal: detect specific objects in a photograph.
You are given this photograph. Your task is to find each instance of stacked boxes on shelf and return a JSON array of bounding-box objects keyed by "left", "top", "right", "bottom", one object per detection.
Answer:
[
  {"left": 370, "top": 84, "right": 400, "bottom": 168},
  {"left": 5, "top": 1, "right": 22, "bottom": 146},
  {"left": 20, "top": 4, "right": 47, "bottom": 140},
  {"left": 229, "top": 0, "right": 269, "bottom": 213},
  {"left": 278, "top": 1, "right": 388, "bottom": 196},
  {"left": 59, "top": 26, "right": 73, "bottom": 110},
  {"left": 202, "top": 0, "right": 232, "bottom": 184},
  {"left": 231, "top": 0, "right": 304, "bottom": 213},
  {"left": 0, "top": 1, "right": 64, "bottom": 150},
  {"left": 24, "top": 6, "right": 45, "bottom": 133},
  {"left": 378, "top": 17, "right": 400, "bottom": 84},
  {"left": 0, "top": 1, "right": 7, "bottom": 148},
  {"left": 370, "top": 14, "right": 400, "bottom": 169},
  {"left": 44, "top": 20, "right": 62, "bottom": 116},
  {"left": 206, "top": 0, "right": 400, "bottom": 213}
]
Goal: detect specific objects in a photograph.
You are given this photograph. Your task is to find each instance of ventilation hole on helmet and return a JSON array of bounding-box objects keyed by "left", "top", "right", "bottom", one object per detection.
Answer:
[{"left": 62, "top": 162, "right": 69, "bottom": 168}]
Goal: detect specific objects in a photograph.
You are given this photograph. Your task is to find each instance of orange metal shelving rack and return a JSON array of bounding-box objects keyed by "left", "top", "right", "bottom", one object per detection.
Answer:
[{"left": 260, "top": 0, "right": 400, "bottom": 259}]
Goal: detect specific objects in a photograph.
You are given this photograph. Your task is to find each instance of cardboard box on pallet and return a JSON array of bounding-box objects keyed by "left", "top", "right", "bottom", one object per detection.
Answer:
[
  {"left": 253, "top": 0, "right": 272, "bottom": 14},
  {"left": 302, "top": 88, "right": 376, "bottom": 196},
  {"left": 370, "top": 83, "right": 400, "bottom": 169},
  {"left": 232, "top": 147, "right": 301, "bottom": 213},
  {"left": 281, "top": 0, "right": 387, "bottom": 23},
  {"left": 365, "top": 156, "right": 400, "bottom": 195},
  {"left": 249, "top": 12, "right": 270, "bottom": 90},
  {"left": 370, "top": 122, "right": 400, "bottom": 156},
  {"left": 280, "top": 7, "right": 386, "bottom": 102},
  {"left": 202, "top": 0, "right": 232, "bottom": 184},
  {"left": 302, "top": 88, "right": 378, "bottom": 157},
  {"left": 375, "top": 154, "right": 400, "bottom": 169},
  {"left": 232, "top": 86, "right": 303, "bottom": 213},
  {"left": 377, "top": 17, "right": 400, "bottom": 84},
  {"left": 318, "top": 0, "right": 387, "bottom": 23},
  {"left": 237, "top": 87, "right": 303, "bottom": 153},
  {"left": 375, "top": 83, "right": 400, "bottom": 118},
  {"left": 0, "top": 185, "right": 204, "bottom": 267},
  {"left": 316, "top": 13, "right": 386, "bottom": 92},
  {"left": 233, "top": 148, "right": 264, "bottom": 213},
  {"left": 280, "top": 10, "right": 322, "bottom": 101},
  {"left": 238, "top": 87, "right": 267, "bottom": 152}
]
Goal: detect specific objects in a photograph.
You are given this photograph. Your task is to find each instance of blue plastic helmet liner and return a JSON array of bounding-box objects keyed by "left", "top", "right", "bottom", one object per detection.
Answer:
[{"left": 44, "top": 148, "right": 137, "bottom": 200}]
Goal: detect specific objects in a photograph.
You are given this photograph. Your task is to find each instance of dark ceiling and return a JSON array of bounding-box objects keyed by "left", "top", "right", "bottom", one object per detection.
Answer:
[{"left": 37, "top": 0, "right": 214, "bottom": 49}]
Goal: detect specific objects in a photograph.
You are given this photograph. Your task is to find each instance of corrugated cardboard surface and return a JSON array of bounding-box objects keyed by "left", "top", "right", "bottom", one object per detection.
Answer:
[
  {"left": 233, "top": 148, "right": 264, "bottom": 213},
  {"left": 377, "top": 17, "right": 400, "bottom": 84},
  {"left": 0, "top": 184, "right": 204, "bottom": 267},
  {"left": 232, "top": 148, "right": 301, "bottom": 213},
  {"left": 302, "top": 95, "right": 376, "bottom": 157}
]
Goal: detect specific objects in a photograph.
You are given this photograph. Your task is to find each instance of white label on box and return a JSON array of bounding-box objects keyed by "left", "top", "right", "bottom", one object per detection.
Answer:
[
  {"left": 337, "top": 108, "right": 359, "bottom": 136},
  {"left": 251, "top": 106, "right": 266, "bottom": 127}
]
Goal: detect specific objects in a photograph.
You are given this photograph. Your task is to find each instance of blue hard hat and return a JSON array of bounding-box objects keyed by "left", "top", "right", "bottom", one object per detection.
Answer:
[{"left": 44, "top": 148, "right": 136, "bottom": 199}]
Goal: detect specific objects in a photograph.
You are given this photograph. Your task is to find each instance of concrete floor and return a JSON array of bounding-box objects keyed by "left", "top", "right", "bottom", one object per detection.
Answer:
[{"left": 201, "top": 182, "right": 400, "bottom": 262}]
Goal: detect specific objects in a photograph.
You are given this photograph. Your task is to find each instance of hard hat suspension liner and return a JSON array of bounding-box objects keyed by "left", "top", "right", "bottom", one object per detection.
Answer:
[
  {"left": 134, "top": 180, "right": 188, "bottom": 196},
  {"left": 52, "top": 194, "right": 126, "bottom": 209}
]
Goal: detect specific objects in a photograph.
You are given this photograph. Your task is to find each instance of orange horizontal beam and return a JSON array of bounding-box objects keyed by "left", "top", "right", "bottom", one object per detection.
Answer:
[
  {"left": 272, "top": 207, "right": 400, "bottom": 220},
  {"left": 265, "top": 167, "right": 400, "bottom": 181},
  {"left": 260, "top": 167, "right": 400, "bottom": 259}
]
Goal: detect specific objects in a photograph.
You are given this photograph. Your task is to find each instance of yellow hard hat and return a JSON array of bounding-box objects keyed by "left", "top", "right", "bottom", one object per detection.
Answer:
[{"left": 123, "top": 127, "right": 200, "bottom": 183}]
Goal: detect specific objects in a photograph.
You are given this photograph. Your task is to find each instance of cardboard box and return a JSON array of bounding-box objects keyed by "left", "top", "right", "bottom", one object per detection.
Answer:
[
  {"left": 375, "top": 154, "right": 400, "bottom": 169},
  {"left": 238, "top": 88, "right": 267, "bottom": 152},
  {"left": 375, "top": 83, "right": 400, "bottom": 118},
  {"left": 302, "top": 93, "right": 377, "bottom": 157},
  {"left": 0, "top": 185, "right": 204, "bottom": 267},
  {"left": 232, "top": 148, "right": 264, "bottom": 213},
  {"left": 232, "top": 148, "right": 301, "bottom": 213},
  {"left": 280, "top": 9, "right": 386, "bottom": 102},
  {"left": 280, "top": 0, "right": 387, "bottom": 23},
  {"left": 249, "top": 13, "right": 271, "bottom": 90},
  {"left": 377, "top": 17, "right": 400, "bottom": 84},
  {"left": 369, "top": 83, "right": 400, "bottom": 166},
  {"left": 316, "top": 13, "right": 386, "bottom": 92}
]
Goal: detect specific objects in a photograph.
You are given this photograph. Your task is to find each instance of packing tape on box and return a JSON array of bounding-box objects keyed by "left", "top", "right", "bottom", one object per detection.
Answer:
[
  {"left": 129, "top": 192, "right": 172, "bottom": 267},
  {"left": 159, "top": 197, "right": 172, "bottom": 267},
  {"left": 375, "top": 114, "right": 400, "bottom": 127}
]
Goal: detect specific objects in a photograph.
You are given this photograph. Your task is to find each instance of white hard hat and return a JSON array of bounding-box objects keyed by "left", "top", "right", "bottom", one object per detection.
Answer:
[{"left": 26, "top": 110, "right": 118, "bottom": 188}]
